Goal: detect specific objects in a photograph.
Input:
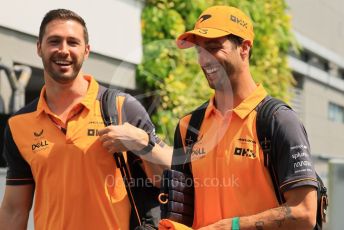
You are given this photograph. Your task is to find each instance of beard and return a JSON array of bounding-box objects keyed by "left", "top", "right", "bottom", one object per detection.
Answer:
[
  {"left": 204, "top": 61, "right": 236, "bottom": 90},
  {"left": 41, "top": 54, "right": 84, "bottom": 84}
]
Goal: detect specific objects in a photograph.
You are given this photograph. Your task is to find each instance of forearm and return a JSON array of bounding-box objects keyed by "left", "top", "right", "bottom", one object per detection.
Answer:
[
  {"left": 0, "top": 185, "right": 34, "bottom": 230},
  {"left": 141, "top": 141, "right": 172, "bottom": 187},
  {"left": 201, "top": 204, "right": 314, "bottom": 230},
  {"left": 0, "top": 207, "right": 30, "bottom": 230},
  {"left": 98, "top": 123, "right": 173, "bottom": 186}
]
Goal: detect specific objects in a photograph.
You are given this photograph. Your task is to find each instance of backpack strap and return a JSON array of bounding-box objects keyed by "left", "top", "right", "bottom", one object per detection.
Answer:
[
  {"left": 256, "top": 96, "right": 291, "bottom": 204},
  {"left": 100, "top": 87, "right": 123, "bottom": 126},
  {"left": 256, "top": 96, "right": 291, "bottom": 168},
  {"left": 172, "top": 101, "right": 209, "bottom": 174},
  {"left": 100, "top": 87, "right": 143, "bottom": 227}
]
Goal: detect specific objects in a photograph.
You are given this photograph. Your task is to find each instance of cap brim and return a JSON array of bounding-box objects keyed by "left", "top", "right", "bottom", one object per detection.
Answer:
[{"left": 176, "top": 28, "right": 231, "bottom": 49}]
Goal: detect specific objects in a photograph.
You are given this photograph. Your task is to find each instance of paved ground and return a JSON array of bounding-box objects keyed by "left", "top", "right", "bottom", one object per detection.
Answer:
[{"left": 0, "top": 168, "right": 34, "bottom": 229}]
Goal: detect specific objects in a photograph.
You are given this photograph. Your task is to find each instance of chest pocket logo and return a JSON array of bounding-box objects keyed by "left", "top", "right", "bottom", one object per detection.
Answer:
[
  {"left": 32, "top": 140, "right": 49, "bottom": 151},
  {"left": 188, "top": 135, "right": 207, "bottom": 162},
  {"left": 34, "top": 129, "right": 44, "bottom": 137},
  {"left": 233, "top": 138, "right": 257, "bottom": 159},
  {"left": 233, "top": 147, "right": 256, "bottom": 158},
  {"left": 31, "top": 129, "right": 49, "bottom": 152}
]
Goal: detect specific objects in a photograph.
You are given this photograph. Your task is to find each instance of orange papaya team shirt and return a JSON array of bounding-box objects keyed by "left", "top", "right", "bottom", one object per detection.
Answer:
[
  {"left": 176, "top": 84, "right": 318, "bottom": 229},
  {"left": 3, "top": 76, "right": 156, "bottom": 230}
]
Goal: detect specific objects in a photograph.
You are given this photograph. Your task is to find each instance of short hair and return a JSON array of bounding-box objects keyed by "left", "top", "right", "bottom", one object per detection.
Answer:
[
  {"left": 227, "top": 34, "right": 252, "bottom": 59},
  {"left": 38, "top": 9, "right": 89, "bottom": 44}
]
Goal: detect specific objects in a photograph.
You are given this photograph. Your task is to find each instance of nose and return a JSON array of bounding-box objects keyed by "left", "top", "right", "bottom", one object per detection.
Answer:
[
  {"left": 198, "top": 49, "right": 214, "bottom": 66},
  {"left": 57, "top": 41, "right": 69, "bottom": 55}
]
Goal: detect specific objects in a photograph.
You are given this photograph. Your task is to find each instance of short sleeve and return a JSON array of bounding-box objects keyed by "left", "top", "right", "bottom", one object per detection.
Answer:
[
  {"left": 3, "top": 124, "right": 34, "bottom": 185},
  {"left": 271, "top": 108, "right": 318, "bottom": 193},
  {"left": 121, "top": 93, "right": 160, "bottom": 143}
]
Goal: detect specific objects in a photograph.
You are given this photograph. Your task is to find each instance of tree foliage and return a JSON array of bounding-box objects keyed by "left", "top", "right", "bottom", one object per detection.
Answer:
[{"left": 138, "top": 0, "right": 295, "bottom": 143}]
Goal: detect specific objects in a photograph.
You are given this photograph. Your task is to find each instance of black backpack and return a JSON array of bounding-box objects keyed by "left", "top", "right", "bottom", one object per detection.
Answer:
[
  {"left": 100, "top": 87, "right": 160, "bottom": 230},
  {"left": 171, "top": 96, "right": 328, "bottom": 229}
]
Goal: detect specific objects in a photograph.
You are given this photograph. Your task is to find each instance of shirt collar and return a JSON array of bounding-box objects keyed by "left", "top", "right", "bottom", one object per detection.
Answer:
[
  {"left": 233, "top": 84, "right": 267, "bottom": 119},
  {"left": 36, "top": 86, "right": 50, "bottom": 117},
  {"left": 36, "top": 75, "right": 99, "bottom": 117},
  {"left": 80, "top": 75, "right": 99, "bottom": 110},
  {"left": 204, "top": 96, "right": 216, "bottom": 118},
  {"left": 205, "top": 84, "right": 267, "bottom": 119}
]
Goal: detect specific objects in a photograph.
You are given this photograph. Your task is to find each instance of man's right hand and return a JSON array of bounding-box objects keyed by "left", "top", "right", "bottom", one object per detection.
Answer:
[{"left": 98, "top": 122, "right": 149, "bottom": 153}]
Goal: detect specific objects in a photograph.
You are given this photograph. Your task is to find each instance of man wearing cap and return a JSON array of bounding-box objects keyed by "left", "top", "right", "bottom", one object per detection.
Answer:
[{"left": 165, "top": 5, "right": 318, "bottom": 230}]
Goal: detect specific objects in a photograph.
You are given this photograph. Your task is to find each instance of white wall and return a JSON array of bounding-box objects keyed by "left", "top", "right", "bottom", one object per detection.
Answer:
[{"left": 286, "top": 0, "right": 344, "bottom": 58}]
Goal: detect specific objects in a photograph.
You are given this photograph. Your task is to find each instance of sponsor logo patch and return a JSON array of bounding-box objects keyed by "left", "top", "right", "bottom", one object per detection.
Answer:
[
  {"left": 33, "top": 129, "right": 44, "bottom": 137},
  {"left": 233, "top": 147, "right": 256, "bottom": 158},
  {"left": 186, "top": 135, "right": 207, "bottom": 162},
  {"left": 32, "top": 140, "right": 49, "bottom": 151},
  {"left": 230, "top": 15, "right": 248, "bottom": 28},
  {"left": 198, "top": 28, "right": 208, "bottom": 34},
  {"left": 87, "top": 129, "right": 99, "bottom": 136},
  {"left": 198, "top": 14, "right": 212, "bottom": 23}
]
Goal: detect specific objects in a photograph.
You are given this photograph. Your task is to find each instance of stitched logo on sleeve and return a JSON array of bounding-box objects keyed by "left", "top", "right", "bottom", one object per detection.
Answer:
[{"left": 290, "top": 144, "right": 313, "bottom": 174}]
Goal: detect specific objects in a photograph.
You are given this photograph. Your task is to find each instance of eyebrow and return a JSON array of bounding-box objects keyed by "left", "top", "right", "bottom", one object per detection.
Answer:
[
  {"left": 46, "top": 35, "right": 81, "bottom": 42},
  {"left": 46, "top": 35, "right": 61, "bottom": 40},
  {"left": 204, "top": 40, "right": 222, "bottom": 46}
]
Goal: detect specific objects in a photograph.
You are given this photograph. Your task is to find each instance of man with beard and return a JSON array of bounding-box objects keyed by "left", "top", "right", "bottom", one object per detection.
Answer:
[
  {"left": 166, "top": 5, "right": 318, "bottom": 230},
  {"left": 0, "top": 9, "right": 171, "bottom": 230}
]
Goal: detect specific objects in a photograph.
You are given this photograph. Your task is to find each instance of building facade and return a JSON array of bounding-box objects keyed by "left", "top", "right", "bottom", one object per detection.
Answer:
[
  {"left": 286, "top": 0, "right": 344, "bottom": 159},
  {"left": 286, "top": 1, "right": 344, "bottom": 228}
]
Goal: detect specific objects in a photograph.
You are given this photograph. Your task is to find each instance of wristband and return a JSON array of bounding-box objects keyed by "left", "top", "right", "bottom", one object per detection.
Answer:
[
  {"left": 232, "top": 217, "right": 240, "bottom": 230},
  {"left": 135, "top": 130, "right": 155, "bottom": 155}
]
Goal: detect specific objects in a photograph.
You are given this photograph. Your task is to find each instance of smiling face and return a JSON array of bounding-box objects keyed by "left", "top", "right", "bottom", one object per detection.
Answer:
[
  {"left": 195, "top": 36, "right": 243, "bottom": 90},
  {"left": 37, "top": 19, "right": 90, "bottom": 84}
]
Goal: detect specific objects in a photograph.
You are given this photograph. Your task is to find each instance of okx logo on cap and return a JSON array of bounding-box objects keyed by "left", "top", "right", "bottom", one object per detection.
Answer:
[{"left": 176, "top": 5, "right": 254, "bottom": 49}]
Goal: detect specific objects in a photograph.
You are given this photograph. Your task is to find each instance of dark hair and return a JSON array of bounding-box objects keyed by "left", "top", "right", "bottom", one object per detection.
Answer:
[
  {"left": 38, "top": 9, "right": 89, "bottom": 44},
  {"left": 227, "top": 34, "right": 252, "bottom": 59}
]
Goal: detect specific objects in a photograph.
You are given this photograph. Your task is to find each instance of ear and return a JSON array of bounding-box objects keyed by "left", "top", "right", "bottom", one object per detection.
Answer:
[
  {"left": 240, "top": 40, "right": 252, "bottom": 60},
  {"left": 84, "top": 44, "right": 90, "bottom": 59},
  {"left": 37, "top": 41, "right": 42, "bottom": 57}
]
